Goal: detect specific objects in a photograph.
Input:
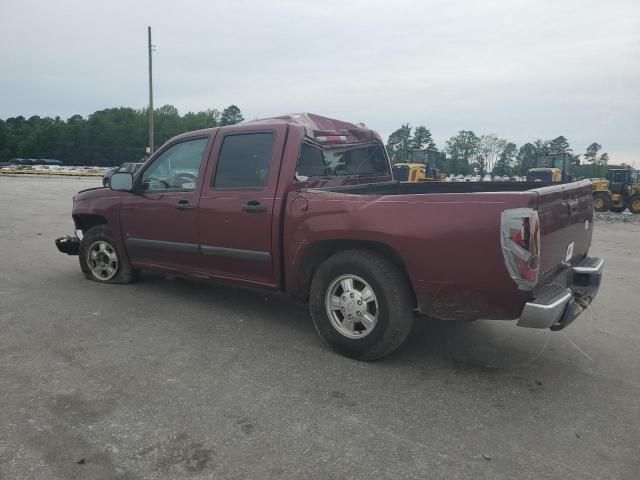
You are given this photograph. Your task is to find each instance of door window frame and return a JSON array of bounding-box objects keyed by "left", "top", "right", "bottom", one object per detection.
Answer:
[{"left": 135, "top": 135, "right": 211, "bottom": 193}]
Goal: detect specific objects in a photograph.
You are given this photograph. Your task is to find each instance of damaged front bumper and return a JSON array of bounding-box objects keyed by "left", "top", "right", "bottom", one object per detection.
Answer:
[
  {"left": 55, "top": 230, "right": 83, "bottom": 256},
  {"left": 517, "top": 256, "right": 604, "bottom": 331}
]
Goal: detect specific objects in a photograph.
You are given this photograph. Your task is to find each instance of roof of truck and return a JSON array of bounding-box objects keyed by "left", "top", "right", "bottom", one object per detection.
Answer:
[
  {"left": 172, "top": 113, "right": 380, "bottom": 144},
  {"left": 246, "top": 113, "right": 380, "bottom": 143}
]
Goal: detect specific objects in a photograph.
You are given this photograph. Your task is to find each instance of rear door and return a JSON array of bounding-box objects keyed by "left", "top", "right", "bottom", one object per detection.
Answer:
[
  {"left": 196, "top": 124, "right": 288, "bottom": 286},
  {"left": 535, "top": 180, "right": 593, "bottom": 281}
]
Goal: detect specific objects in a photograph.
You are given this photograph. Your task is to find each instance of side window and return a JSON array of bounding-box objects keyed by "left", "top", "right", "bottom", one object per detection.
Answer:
[
  {"left": 141, "top": 137, "right": 208, "bottom": 191},
  {"left": 213, "top": 133, "right": 275, "bottom": 189}
]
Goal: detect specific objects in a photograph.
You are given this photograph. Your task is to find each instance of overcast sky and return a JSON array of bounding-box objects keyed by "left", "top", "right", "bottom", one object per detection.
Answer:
[{"left": 1, "top": 0, "right": 639, "bottom": 164}]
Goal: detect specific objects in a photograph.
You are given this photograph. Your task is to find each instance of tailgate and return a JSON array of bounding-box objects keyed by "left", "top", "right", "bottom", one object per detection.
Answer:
[{"left": 535, "top": 180, "right": 594, "bottom": 282}]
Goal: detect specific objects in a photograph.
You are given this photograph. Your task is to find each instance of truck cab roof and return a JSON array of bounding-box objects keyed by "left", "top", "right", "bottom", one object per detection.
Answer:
[{"left": 172, "top": 113, "right": 382, "bottom": 146}]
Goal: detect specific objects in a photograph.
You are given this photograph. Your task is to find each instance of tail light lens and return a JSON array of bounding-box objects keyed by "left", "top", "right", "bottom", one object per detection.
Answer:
[{"left": 500, "top": 208, "right": 540, "bottom": 290}]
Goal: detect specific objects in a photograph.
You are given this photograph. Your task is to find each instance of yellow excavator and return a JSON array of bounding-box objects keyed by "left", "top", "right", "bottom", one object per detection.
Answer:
[
  {"left": 392, "top": 148, "right": 445, "bottom": 182},
  {"left": 592, "top": 166, "right": 640, "bottom": 214}
]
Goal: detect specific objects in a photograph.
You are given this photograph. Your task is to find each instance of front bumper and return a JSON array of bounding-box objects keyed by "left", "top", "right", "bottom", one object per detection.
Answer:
[
  {"left": 55, "top": 230, "right": 83, "bottom": 255},
  {"left": 517, "top": 256, "right": 604, "bottom": 331}
]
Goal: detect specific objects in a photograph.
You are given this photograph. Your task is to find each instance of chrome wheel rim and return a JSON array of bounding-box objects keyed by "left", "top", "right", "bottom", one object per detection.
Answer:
[
  {"left": 325, "top": 274, "right": 378, "bottom": 339},
  {"left": 87, "top": 240, "right": 118, "bottom": 281}
]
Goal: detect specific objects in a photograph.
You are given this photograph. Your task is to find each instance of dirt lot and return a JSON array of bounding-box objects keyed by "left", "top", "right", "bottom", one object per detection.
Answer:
[{"left": 1, "top": 176, "right": 639, "bottom": 480}]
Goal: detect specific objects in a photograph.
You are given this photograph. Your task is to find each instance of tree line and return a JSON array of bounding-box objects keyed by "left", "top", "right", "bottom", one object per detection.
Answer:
[
  {"left": 0, "top": 105, "right": 244, "bottom": 166},
  {"left": 386, "top": 123, "right": 611, "bottom": 178},
  {"left": 0, "top": 106, "right": 614, "bottom": 178}
]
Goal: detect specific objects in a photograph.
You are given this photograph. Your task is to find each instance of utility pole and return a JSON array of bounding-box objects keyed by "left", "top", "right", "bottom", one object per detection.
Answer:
[{"left": 147, "top": 26, "right": 154, "bottom": 155}]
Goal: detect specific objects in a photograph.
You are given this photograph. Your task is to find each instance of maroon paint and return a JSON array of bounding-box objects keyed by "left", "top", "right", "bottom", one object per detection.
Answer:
[{"left": 70, "top": 114, "right": 595, "bottom": 322}]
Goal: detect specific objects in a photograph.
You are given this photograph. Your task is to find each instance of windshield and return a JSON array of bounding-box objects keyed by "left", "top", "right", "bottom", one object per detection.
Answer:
[{"left": 296, "top": 142, "right": 390, "bottom": 179}]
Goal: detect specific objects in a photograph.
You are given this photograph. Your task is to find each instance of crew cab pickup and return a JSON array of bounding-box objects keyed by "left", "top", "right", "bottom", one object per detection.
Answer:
[{"left": 55, "top": 113, "right": 604, "bottom": 360}]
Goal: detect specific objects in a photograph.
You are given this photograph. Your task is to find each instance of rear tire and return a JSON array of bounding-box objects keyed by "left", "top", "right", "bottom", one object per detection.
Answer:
[
  {"left": 629, "top": 195, "right": 640, "bottom": 215},
  {"left": 79, "top": 225, "right": 138, "bottom": 284},
  {"left": 309, "top": 250, "right": 414, "bottom": 361},
  {"left": 592, "top": 193, "right": 610, "bottom": 212}
]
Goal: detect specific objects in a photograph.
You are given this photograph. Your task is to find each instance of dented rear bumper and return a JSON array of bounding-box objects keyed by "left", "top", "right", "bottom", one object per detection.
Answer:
[{"left": 517, "top": 257, "right": 604, "bottom": 330}]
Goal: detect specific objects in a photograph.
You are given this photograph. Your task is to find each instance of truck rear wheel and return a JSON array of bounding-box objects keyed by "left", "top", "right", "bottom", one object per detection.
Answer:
[
  {"left": 309, "top": 250, "right": 414, "bottom": 360},
  {"left": 629, "top": 195, "right": 640, "bottom": 214},
  {"left": 593, "top": 193, "right": 610, "bottom": 212},
  {"left": 79, "top": 225, "right": 138, "bottom": 284}
]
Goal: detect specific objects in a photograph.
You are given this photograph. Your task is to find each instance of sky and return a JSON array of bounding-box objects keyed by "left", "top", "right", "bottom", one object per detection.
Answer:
[{"left": 1, "top": 0, "right": 639, "bottom": 164}]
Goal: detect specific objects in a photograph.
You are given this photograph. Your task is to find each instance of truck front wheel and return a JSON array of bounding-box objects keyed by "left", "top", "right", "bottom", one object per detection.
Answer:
[
  {"left": 629, "top": 195, "right": 640, "bottom": 214},
  {"left": 79, "top": 225, "right": 138, "bottom": 284},
  {"left": 309, "top": 250, "right": 414, "bottom": 360}
]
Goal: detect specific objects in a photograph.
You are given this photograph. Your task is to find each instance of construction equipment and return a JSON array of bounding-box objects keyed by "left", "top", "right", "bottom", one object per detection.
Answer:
[
  {"left": 526, "top": 152, "right": 574, "bottom": 183},
  {"left": 592, "top": 166, "right": 640, "bottom": 214},
  {"left": 392, "top": 148, "right": 445, "bottom": 182}
]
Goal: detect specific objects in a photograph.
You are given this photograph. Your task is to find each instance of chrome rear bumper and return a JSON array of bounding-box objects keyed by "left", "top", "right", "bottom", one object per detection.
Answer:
[{"left": 517, "top": 257, "right": 604, "bottom": 330}]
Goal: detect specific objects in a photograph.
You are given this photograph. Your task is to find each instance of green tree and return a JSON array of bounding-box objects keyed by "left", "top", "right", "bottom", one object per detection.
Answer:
[
  {"left": 445, "top": 130, "right": 480, "bottom": 175},
  {"left": 516, "top": 143, "right": 537, "bottom": 176},
  {"left": 492, "top": 142, "right": 518, "bottom": 177},
  {"left": 549, "top": 135, "right": 571, "bottom": 153},
  {"left": 595, "top": 151, "right": 609, "bottom": 178},
  {"left": 386, "top": 124, "right": 412, "bottom": 163},
  {"left": 584, "top": 142, "right": 602, "bottom": 178},
  {"left": 220, "top": 105, "right": 244, "bottom": 126},
  {"left": 411, "top": 126, "right": 436, "bottom": 150}
]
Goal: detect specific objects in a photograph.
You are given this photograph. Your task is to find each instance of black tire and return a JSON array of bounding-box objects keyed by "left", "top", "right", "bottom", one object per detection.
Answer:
[
  {"left": 629, "top": 195, "right": 640, "bottom": 215},
  {"left": 592, "top": 193, "right": 610, "bottom": 212},
  {"left": 309, "top": 250, "right": 414, "bottom": 361},
  {"left": 103, "top": 178, "right": 110, "bottom": 188},
  {"left": 610, "top": 206, "right": 625, "bottom": 213},
  {"left": 79, "top": 225, "right": 138, "bottom": 284}
]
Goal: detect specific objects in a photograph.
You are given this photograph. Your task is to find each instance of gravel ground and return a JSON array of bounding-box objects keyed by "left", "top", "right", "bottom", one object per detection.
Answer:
[
  {"left": 1, "top": 176, "right": 639, "bottom": 480},
  {"left": 594, "top": 210, "right": 640, "bottom": 223}
]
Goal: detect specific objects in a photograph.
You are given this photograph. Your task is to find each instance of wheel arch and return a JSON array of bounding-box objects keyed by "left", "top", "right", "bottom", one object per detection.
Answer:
[
  {"left": 294, "top": 239, "right": 417, "bottom": 307},
  {"left": 73, "top": 213, "right": 108, "bottom": 233}
]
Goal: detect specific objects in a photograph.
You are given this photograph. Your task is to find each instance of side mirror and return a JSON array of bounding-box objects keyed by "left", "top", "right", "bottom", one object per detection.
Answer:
[{"left": 110, "top": 172, "right": 134, "bottom": 191}]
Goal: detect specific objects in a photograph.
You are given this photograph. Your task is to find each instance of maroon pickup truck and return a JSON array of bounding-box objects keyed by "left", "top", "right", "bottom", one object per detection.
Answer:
[{"left": 56, "top": 113, "right": 604, "bottom": 360}]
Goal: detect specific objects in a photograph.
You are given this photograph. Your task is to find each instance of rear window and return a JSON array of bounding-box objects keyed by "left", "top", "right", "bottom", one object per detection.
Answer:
[{"left": 297, "top": 143, "right": 389, "bottom": 179}]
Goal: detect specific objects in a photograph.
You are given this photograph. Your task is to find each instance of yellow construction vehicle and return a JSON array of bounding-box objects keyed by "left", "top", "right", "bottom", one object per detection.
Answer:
[
  {"left": 526, "top": 153, "right": 574, "bottom": 183},
  {"left": 592, "top": 166, "right": 640, "bottom": 214},
  {"left": 392, "top": 148, "right": 445, "bottom": 182},
  {"left": 526, "top": 167, "right": 562, "bottom": 182}
]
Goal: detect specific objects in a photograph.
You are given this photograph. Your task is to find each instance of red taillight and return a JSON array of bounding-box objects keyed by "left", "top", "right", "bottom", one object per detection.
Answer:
[{"left": 501, "top": 209, "right": 540, "bottom": 290}]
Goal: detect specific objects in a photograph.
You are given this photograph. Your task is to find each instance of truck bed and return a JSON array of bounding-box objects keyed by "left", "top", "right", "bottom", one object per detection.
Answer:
[{"left": 290, "top": 179, "right": 594, "bottom": 322}]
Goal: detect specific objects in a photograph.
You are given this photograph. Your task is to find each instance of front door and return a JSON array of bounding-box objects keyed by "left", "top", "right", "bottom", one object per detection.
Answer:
[
  {"left": 197, "top": 125, "right": 286, "bottom": 286},
  {"left": 119, "top": 136, "right": 211, "bottom": 271}
]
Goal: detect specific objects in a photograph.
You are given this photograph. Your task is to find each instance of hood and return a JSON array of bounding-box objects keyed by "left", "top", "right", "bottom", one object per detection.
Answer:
[{"left": 74, "top": 186, "right": 121, "bottom": 202}]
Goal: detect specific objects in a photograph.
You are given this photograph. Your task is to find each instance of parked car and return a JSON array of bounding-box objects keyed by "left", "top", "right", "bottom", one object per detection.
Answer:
[
  {"left": 103, "top": 162, "right": 144, "bottom": 187},
  {"left": 56, "top": 113, "right": 603, "bottom": 360}
]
